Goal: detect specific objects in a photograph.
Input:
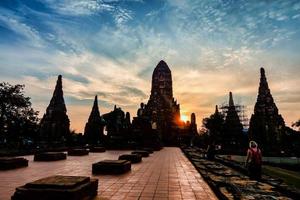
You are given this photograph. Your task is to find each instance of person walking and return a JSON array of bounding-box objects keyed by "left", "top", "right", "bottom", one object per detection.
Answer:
[
  {"left": 245, "top": 141, "right": 262, "bottom": 180},
  {"left": 206, "top": 141, "right": 216, "bottom": 160}
]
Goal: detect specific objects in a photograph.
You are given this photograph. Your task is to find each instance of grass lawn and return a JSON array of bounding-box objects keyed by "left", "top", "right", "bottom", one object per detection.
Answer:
[{"left": 263, "top": 165, "right": 300, "bottom": 189}]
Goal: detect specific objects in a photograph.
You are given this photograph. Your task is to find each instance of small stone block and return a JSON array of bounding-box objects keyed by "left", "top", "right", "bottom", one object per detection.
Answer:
[
  {"left": 154, "top": 146, "right": 163, "bottom": 151},
  {"left": 89, "top": 147, "right": 106, "bottom": 153},
  {"left": 68, "top": 149, "right": 89, "bottom": 156},
  {"left": 142, "top": 148, "right": 154, "bottom": 154},
  {"left": 0, "top": 157, "right": 28, "bottom": 170},
  {"left": 34, "top": 152, "right": 67, "bottom": 161},
  {"left": 118, "top": 154, "right": 142, "bottom": 163},
  {"left": 92, "top": 159, "right": 131, "bottom": 174},
  {"left": 11, "top": 175, "right": 98, "bottom": 200},
  {"left": 131, "top": 150, "right": 149, "bottom": 157}
]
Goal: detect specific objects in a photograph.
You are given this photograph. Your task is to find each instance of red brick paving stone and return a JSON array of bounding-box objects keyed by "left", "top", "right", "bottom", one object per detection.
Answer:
[{"left": 0, "top": 148, "right": 217, "bottom": 200}]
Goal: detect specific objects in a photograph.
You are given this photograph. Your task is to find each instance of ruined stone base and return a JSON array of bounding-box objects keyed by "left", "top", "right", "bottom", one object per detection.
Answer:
[
  {"left": 153, "top": 146, "right": 163, "bottom": 151},
  {"left": 89, "top": 147, "right": 106, "bottom": 153},
  {"left": 34, "top": 152, "right": 67, "bottom": 161},
  {"left": 0, "top": 157, "right": 28, "bottom": 170},
  {"left": 118, "top": 154, "right": 142, "bottom": 163},
  {"left": 11, "top": 175, "right": 98, "bottom": 200},
  {"left": 142, "top": 148, "right": 154, "bottom": 154},
  {"left": 68, "top": 149, "right": 89, "bottom": 156},
  {"left": 131, "top": 150, "right": 149, "bottom": 157},
  {"left": 92, "top": 160, "right": 131, "bottom": 174}
]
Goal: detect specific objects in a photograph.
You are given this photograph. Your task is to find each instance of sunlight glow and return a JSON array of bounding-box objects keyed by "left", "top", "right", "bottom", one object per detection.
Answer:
[{"left": 181, "top": 115, "right": 188, "bottom": 122}]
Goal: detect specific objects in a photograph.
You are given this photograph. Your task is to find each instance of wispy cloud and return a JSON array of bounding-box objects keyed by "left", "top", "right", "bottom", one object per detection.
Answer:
[
  {"left": 0, "top": 0, "right": 300, "bottom": 131},
  {"left": 0, "top": 9, "right": 44, "bottom": 47},
  {"left": 41, "top": 0, "right": 114, "bottom": 16}
]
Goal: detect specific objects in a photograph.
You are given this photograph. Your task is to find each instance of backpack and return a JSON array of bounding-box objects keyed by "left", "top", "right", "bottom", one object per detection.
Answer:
[{"left": 250, "top": 148, "right": 262, "bottom": 166}]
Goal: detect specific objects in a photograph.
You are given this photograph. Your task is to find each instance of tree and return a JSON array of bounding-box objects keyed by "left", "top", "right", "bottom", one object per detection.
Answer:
[
  {"left": 202, "top": 110, "right": 224, "bottom": 144},
  {"left": 0, "top": 82, "right": 39, "bottom": 144},
  {"left": 292, "top": 119, "right": 300, "bottom": 130}
]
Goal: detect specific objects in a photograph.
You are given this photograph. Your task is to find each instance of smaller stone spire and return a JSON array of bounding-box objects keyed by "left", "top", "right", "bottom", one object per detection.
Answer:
[
  {"left": 214, "top": 105, "right": 219, "bottom": 115},
  {"left": 84, "top": 95, "right": 105, "bottom": 144},
  {"left": 222, "top": 92, "right": 244, "bottom": 152},
  {"left": 260, "top": 67, "right": 265, "bottom": 76},
  {"left": 48, "top": 75, "right": 66, "bottom": 113},
  {"left": 191, "top": 113, "right": 196, "bottom": 124},
  {"left": 258, "top": 67, "right": 271, "bottom": 96},
  {"left": 229, "top": 92, "right": 234, "bottom": 107},
  {"left": 88, "top": 95, "right": 101, "bottom": 122},
  {"left": 125, "top": 112, "right": 131, "bottom": 124}
]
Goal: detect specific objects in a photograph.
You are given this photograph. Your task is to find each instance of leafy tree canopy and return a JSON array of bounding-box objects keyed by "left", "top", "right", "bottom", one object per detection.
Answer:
[
  {"left": 292, "top": 119, "right": 300, "bottom": 130},
  {"left": 0, "top": 82, "right": 39, "bottom": 142}
]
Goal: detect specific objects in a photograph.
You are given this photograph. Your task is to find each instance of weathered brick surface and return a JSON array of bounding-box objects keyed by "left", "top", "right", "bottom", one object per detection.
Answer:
[{"left": 0, "top": 147, "right": 217, "bottom": 200}]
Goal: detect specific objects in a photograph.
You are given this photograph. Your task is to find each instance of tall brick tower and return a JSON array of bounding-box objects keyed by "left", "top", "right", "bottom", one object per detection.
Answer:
[
  {"left": 248, "top": 68, "right": 285, "bottom": 154},
  {"left": 39, "top": 75, "right": 70, "bottom": 142},
  {"left": 143, "top": 60, "right": 181, "bottom": 145}
]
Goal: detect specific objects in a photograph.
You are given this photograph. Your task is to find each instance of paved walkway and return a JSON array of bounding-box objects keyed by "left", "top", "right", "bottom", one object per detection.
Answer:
[{"left": 0, "top": 147, "right": 217, "bottom": 200}]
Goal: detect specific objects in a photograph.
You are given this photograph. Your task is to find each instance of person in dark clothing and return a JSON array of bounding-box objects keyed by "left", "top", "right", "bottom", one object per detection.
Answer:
[
  {"left": 206, "top": 142, "right": 216, "bottom": 160},
  {"left": 245, "top": 141, "right": 262, "bottom": 180}
]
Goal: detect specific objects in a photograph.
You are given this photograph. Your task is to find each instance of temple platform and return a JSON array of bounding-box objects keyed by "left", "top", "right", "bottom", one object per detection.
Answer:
[
  {"left": 0, "top": 147, "right": 217, "bottom": 199},
  {"left": 68, "top": 149, "right": 89, "bottom": 156},
  {"left": 141, "top": 148, "right": 154, "bottom": 154},
  {"left": 11, "top": 175, "right": 98, "bottom": 200},
  {"left": 34, "top": 152, "right": 67, "bottom": 161},
  {"left": 0, "top": 157, "right": 28, "bottom": 170},
  {"left": 92, "top": 160, "right": 131, "bottom": 174}
]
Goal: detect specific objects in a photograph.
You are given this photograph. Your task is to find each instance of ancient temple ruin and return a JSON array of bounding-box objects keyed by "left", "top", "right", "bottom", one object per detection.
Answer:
[
  {"left": 222, "top": 92, "right": 245, "bottom": 152},
  {"left": 39, "top": 75, "right": 70, "bottom": 143},
  {"left": 84, "top": 95, "right": 105, "bottom": 145},
  {"left": 248, "top": 68, "right": 286, "bottom": 154},
  {"left": 102, "top": 106, "right": 131, "bottom": 148},
  {"left": 190, "top": 113, "right": 198, "bottom": 136},
  {"left": 133, "top": 60, "right": 194, "bottom": 146}
]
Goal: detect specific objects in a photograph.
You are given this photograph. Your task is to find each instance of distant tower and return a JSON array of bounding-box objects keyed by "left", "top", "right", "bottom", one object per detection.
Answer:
[
  {"left": 191, "top": 113, "right": 196, "bottom": 125},
  {"left": 125, "top": 112, "right": 131, "bottom": 125},
  {"left": 143, "top": 60, "right": 181, "bottom": 145},
  {"left": 39, "top": 75, "right": 70, "bottom": 142},
  {"left": 190, "top": 113, "right": 198, "bottom": 135},
  {"left": 215, "top": 105, "right": 219, "bottom": 114},
  {"left": 222, "top": 92, "right": 244, "bottom": 151},
  {"left": 84, "top": 95, "right": 105, "bottom": 144},
  {"left": 249, "top": 68, "right": 285, "bottom": 153}
]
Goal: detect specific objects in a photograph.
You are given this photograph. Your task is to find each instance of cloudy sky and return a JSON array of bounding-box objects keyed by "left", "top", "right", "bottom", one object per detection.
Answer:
[{"left": 0, "top": 0, "right": 300, "bottom": 132}]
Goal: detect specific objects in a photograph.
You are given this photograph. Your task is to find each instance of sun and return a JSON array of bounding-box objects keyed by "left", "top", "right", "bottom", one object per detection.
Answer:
[{"left": 181, "top": 115, "right": 188, "bottom": 122}]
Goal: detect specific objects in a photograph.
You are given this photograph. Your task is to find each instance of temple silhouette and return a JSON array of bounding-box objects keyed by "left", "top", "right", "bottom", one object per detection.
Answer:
[
  {"left": 84, "top": 95, "right": 105, "bottom": 145},
  {"left": 34, "top": 63, "right": 300, "bottom": 155},
  {"left": 39, "top": 75, "right": 70, "bottom": 145},
  {"left": 133, "top": 60, "right": 191, "bottom": 146},
  {"left": 221, "top": 92, "right": 246, "bottom": 153},
  {"left": 249, "top": 68, "right": 286, "bottom": 155}
]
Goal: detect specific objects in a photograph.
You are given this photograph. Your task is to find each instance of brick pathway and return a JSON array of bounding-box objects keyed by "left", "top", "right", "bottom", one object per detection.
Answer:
[{"left": 0, "top": 147, "right": 217, "bottom": 200}]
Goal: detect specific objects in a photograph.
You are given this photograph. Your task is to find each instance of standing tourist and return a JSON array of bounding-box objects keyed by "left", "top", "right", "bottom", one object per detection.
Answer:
[{"left": 245, "top": 141, "right": 262, "bottom": 180}]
